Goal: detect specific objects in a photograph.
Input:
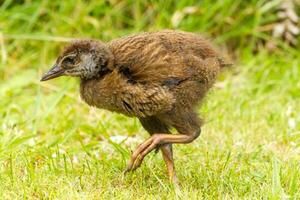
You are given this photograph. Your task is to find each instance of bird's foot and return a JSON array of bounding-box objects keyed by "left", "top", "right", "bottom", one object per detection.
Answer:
[{"left": 124, "top": 134, "right": 163, "bottom": 173}]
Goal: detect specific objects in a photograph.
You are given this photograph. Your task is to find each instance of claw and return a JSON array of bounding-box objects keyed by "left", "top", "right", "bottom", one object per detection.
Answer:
[
  {"left": 124, "top": 135, "right": 162, "bottom": 172},
  {"left": 123, "top": 167, "right": 130, "bottom": 174}
]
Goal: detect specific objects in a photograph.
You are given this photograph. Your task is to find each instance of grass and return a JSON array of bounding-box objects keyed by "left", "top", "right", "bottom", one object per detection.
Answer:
[{"left": 0, "top": 0, "right": 300, "bottom": 199}]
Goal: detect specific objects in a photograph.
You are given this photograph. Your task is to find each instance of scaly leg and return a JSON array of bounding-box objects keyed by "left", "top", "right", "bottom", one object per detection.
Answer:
[
  {"left": 124, "top": 130, "right": 200, "bottom": 173},
  {"left": 125, "top": 114, "right": 200, "bottom": 184},
  {"left": 160, "top": 144, "right": 178, "bottom": 184},
  {"left": 125, "top": 117, "right": 179, "bottom": 183}
]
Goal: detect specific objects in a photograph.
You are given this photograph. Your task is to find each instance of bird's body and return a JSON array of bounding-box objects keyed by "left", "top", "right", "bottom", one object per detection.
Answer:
[
  {"left": 41, "top": 30, "right": 230, "bottom": 185},
  {"left": 80, "top": 30, "right": 224, "bottom": 118}
]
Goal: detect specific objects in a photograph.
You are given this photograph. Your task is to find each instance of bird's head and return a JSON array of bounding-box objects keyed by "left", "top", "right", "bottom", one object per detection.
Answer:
[{"left": 41, "top": 40, "right": 113, "bottom": 81}]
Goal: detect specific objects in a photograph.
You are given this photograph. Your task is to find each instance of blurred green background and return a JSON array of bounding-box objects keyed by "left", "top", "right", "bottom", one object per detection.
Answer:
[{"left": 0, "top": 0, "right": 300, "bottom": 199}]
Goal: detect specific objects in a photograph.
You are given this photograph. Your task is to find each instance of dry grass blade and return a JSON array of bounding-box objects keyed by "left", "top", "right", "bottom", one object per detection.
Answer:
[{"left": 267, "top": 0, "right": 300, "bottom": 50}]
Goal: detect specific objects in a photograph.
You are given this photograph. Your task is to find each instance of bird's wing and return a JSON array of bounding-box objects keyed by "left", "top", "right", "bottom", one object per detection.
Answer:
[
  {"left": 119, "top": 84, "right": 175, "bottom": 117},
  {"left": 117, "top": 61, "right": 188, "bottom": 85}
]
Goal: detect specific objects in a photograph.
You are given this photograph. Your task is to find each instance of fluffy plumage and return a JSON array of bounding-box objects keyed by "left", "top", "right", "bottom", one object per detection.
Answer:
[{"left": 41, "top": 30, "right": 230, "bottom": 184}]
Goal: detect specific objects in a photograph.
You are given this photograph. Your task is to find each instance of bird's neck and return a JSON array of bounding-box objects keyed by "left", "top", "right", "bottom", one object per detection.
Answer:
[{"left": 79, "top": 74, "right": 122, "bottom": 114}]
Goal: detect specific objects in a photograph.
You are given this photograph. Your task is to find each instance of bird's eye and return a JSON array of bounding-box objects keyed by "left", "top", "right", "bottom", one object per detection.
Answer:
[{"left": 64, "top": 57, "right": 75, "bottom": 65}]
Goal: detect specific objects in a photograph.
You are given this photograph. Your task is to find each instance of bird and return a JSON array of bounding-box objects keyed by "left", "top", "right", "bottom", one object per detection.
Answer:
[{"left": 41, "top": 30, "right": 231, "bottom": 184}]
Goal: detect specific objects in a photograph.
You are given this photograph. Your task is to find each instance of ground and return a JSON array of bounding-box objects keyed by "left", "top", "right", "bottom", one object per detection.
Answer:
[{"left": 0, "top": 1, "right": 299, "bottom": 199}]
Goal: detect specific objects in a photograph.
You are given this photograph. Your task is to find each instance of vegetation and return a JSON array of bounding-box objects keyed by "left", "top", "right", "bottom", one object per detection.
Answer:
[{"left": 0, "top": 0, "right": 299, "bottom": 199}]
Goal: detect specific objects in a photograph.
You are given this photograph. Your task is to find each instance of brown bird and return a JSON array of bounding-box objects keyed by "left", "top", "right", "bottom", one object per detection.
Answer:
[{"left": 41, "top": 30, "right": 230, "bottom": 184}]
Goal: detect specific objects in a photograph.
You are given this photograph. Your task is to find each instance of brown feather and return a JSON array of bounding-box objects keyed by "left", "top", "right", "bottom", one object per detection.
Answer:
[
  {"left": 44, "top": 30, "right": 231, "bottom": 180},
  {"left": 54, "top": 29, "right": 228, "bottom": 135}
]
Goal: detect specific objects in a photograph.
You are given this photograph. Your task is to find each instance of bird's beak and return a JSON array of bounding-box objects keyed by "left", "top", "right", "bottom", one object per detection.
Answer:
[{"left": 40, "top": 64, "right": 65, "bottom": 81}]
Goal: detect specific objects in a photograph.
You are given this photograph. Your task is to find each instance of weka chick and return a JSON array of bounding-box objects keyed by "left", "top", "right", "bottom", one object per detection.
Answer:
[{"left": 41, "top": 30, "right": 230, "bottom": 183}]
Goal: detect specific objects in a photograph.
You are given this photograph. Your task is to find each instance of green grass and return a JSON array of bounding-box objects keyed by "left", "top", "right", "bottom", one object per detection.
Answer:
[{"left": 0, "top": 0, "right": 300, "bottom": 199}]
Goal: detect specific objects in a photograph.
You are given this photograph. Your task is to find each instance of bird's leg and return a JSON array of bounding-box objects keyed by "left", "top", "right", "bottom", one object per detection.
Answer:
[
  {"left": 125, "top": 130, "right": 200, "bottom": 173},
  {"left": 160, "top": 144, "right": 178, "bottom": 184}
]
